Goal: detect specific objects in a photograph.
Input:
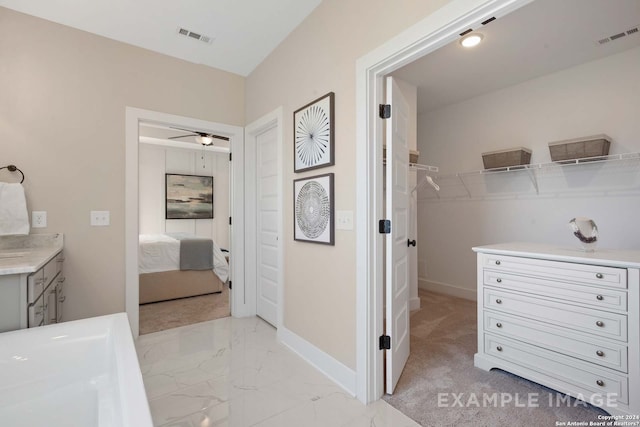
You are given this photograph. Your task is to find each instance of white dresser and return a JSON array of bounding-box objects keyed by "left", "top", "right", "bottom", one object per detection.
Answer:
[{"left": 473, "top": 243, "right": 639, "bottom": 416}]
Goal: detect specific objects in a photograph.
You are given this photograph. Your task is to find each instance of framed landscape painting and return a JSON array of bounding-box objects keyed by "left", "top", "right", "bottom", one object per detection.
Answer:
[{"left": 165, "top": 173, "right": 214, "bottom": 219}]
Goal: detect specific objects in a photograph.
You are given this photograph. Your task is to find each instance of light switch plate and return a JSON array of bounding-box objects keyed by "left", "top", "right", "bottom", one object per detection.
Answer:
[
  {"left": 32, "top": 211, "right": 47, "bottom": 228},
  {"left": 336, "top": 210, "right": 354, "bottom": 230},
  {"left": 90, "top": 210, "right": 110, "bottom": 226}
]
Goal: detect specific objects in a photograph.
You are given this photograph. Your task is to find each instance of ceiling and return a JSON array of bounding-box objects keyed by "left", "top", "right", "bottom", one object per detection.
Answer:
[
  {"left": 393, "top": 0, "right": 640, "bottom": 114},
  {"left": 0, "top": 0, "right": 321, "bottom": 76}
]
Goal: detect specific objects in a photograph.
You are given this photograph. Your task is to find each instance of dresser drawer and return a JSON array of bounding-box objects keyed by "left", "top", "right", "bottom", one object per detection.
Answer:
[
  {"left": 484, "top": 271, "right": 628, "bottom": 312},
  {"left": 485, "top": 311, "right": 628, "bottom": 372},
  {"left": 484, "top": 288, "right": 627, "bottom": 341},
  {"left": 485, "top": 334, "right": 628, "bottom": 405},
  {"left": 483, "top": 255, "right": 627, "bottom": 289}
]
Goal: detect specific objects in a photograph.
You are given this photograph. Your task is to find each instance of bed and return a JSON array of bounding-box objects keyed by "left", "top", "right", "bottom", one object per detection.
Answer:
[{"left": 138, "top": 233, "right": 229, "bottom": 304}]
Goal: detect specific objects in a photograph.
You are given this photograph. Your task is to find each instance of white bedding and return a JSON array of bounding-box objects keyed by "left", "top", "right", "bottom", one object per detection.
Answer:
[{"left": 138, "top": 234, "right": 229, "bottom": 283}]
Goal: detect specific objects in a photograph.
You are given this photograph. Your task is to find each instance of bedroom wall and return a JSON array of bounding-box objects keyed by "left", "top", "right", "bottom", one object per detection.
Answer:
[
  {"left": 245, "top": 0, "right": 452, "bottom": 370},
  {"left": 0, "top": 7, "right": 244, "bottom": 321},
  {"left": 416, "top": 46, "right": 640, "bottom": 300},
  {"left": 139, "top": 144, "right": 230, "bottom": 249}
]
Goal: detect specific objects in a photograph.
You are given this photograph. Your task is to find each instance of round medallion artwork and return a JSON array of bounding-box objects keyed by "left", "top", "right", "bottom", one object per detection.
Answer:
[
  {"left": 295, "top": 104, "right": 331, "bottom": 168},
  {"left": 295, "top": 181, "right": 330, "bottom": 239}
]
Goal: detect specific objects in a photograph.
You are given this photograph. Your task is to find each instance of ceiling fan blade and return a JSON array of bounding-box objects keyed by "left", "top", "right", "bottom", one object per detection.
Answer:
[{"left": 168, "top": 134, "right": 197, "bottom": 140}]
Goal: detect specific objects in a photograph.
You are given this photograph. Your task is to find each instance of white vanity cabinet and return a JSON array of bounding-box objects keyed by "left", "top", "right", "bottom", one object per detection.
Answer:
[
  {"left": 0, "top": 241, "right": 65, "bottom": 332},
  {"left": 473, "top": 243, "right": 640, "bottom": 416}
]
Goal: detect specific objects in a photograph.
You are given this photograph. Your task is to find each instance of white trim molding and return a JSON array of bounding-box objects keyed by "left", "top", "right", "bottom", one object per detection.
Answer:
[
  {"left": 125, "top": 107, "right": 245, "bottom": 337},
  {"left": 279, "top": 326, "right": 357, "bottom": 396},
  {"left": 418, "top": 279, "right": 477, "bottom": 301},
  {"left": 355, "top": 0, "right": 534, "bottom": 404}
]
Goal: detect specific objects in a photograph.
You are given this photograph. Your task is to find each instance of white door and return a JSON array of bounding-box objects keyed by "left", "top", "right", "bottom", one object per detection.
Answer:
[
  {"left": 385, "top": 76, "right": 411, "bottom": 394},
  {"left": 256, "top": 126, "right": 280, "bottom": 326}
]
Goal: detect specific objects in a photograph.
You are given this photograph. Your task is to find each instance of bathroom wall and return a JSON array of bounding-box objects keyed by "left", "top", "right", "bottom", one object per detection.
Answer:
[
  {"left": 0, "top": 7, "right": 244, "bottom": 321},
  {"left": 417, "top": 46, "right": 640, "bottom": 300},
  {"left": 139, "top": 144, "right": 230, "bottom": 249}
]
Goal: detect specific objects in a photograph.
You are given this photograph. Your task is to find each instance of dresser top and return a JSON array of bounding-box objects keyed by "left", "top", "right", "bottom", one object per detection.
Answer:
[{"left": 473, "top": 242, "right": 640, "bottom": 269}]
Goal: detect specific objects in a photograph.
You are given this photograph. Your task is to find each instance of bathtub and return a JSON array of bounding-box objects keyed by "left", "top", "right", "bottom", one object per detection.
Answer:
[{"left": 0, "top": 313, "right": 152, "bottom": 426}]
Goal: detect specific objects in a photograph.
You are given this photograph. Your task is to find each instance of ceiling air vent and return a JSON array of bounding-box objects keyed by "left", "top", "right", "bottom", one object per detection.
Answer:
[
  {"left": 176, "top": 27, "right": 214, "bottom": 44},
  {"left": 597, "top": 25, "right": 638, "bottom": 45}
]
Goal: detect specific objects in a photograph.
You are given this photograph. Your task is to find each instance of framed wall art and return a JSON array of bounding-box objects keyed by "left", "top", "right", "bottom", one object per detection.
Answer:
[
  {"left": 165, "top": 173, "right": 214, "bottom": 219},
  {"left": 293, "top": 173, "right": 334, "bottom": 245},
  {"left": 293, "top": 92, "right": 334, "bottom": 172}
]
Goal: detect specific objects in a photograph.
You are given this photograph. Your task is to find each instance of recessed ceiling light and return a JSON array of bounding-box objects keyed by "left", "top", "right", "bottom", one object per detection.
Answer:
[{"left": 460, "top": 32, "right": 484, "bottom": 48}]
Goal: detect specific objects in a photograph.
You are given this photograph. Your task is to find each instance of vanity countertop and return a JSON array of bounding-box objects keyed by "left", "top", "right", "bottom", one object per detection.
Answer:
[{"left": 0, "top": 233, "right": 63, "bottom": 275}]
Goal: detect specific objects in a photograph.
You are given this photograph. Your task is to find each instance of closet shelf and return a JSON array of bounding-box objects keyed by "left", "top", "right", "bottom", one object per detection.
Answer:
[{"left": 418, "top": 152, "right": 640, "bottom": 201}]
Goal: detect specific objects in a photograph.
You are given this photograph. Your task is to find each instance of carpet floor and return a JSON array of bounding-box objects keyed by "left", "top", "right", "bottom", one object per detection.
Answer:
[
  {"left": 139, "top": 283, "right": 230, "bottom": 335},
  {"left": 383, "top": 289, "right": 608, "bottom": 427}
]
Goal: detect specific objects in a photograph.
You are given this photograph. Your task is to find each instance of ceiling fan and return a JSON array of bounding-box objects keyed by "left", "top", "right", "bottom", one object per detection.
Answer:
[{"left": 168, "top": 127, "right": 229, "bottom": 146}]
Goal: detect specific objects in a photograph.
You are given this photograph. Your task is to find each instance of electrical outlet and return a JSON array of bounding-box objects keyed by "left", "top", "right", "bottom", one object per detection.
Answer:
[
  {"left": 90, "top": 211, "right": 110, "bottom": 226},
  {"left": 32, "top": 211, "right": 47, "bottom": 228}
]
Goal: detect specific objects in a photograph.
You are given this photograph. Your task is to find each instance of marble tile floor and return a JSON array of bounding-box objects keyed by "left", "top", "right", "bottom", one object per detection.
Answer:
[{"left": 136, "top": 316, "right": 419, "bottom": 427}]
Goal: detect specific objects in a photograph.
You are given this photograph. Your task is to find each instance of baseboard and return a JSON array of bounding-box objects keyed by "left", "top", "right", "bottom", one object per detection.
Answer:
[
  {"left": 278, "top": 326, "right": 357, "bottom": 396},
  {"left": 410, "top": 296, "right": 421, "bottom": 311},
  {"left": 418, "top": 278, "right": 476, "bottom": 301}
]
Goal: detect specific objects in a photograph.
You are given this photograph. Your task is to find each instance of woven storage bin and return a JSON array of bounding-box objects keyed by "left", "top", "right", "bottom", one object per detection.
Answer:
[
  {"left": 548, "top": 134, "right": 611, "bottom": 162},
  {"left": 482, "top": 147, "right": 532, "bottom": 170}
]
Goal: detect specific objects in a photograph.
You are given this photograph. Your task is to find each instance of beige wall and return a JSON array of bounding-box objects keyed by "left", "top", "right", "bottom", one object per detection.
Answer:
[
  {"left": 246, "top": 0, "right": 451, "bottom": 369},
  {"left": 0, "top": 7, "right": 244, "bottom": 321}
]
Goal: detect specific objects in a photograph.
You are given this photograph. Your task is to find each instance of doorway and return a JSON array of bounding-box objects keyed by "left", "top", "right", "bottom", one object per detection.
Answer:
[
  {"left": 125, "top": 107, "right": 245, "bottom": 337},
  {"left": 355, "top": 0, "right": 534, "bottom": 403}
]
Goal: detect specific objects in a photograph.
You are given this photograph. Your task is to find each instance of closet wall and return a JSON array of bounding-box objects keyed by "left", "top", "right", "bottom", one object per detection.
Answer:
[
  {"left": 139, "top": 144, "right": 230, "bottom": 249},
  {"left": 416, "top": 46, "right": 640, "bottom": 300}
]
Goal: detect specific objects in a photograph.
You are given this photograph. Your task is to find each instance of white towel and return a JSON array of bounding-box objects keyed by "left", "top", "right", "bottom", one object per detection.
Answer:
[{"left": 0, "top": 183, "right": 30, "bottom": 236}]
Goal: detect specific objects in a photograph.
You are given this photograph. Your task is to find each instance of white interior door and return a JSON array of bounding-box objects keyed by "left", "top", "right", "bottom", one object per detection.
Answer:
[
  {"left": 256, "top": 126, "right": 280, "bottom": 326},
  {"left": 385, "top": 76, "right": 411, "bottom": 394}
]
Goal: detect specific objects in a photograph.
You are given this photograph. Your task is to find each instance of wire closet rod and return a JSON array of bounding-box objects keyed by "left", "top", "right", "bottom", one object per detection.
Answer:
[{"left": 0, "top": 164, "right": 25, "bottom": 183}]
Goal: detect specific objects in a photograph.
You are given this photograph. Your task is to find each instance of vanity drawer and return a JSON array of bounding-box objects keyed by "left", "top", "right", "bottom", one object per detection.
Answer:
[
  {"left": 484, "top": 333, "right": 628, "bottom": 405},
  {"left": 483, "top": 255, "right": 627, "bottom": 289},
  {"left": 484, "top": 288, "right": 627, "bottom": 341},
  {"left": 43, "top": 252, "right": 62, "bottom": 287},
  {"left": 484, "top": 311, "right": 628, "bottom": 372},
  {"left": 27, "top": 270, "right": 45, "bottom": 304},
  {"left": 28, "top": 294, "right": 45, "bottom": 328},
  {"left": 484, "top": 271, "right": 627, "bottom": 312}
]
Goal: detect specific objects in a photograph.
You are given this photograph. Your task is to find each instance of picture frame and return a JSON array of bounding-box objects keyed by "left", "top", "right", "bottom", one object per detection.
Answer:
[
  {"left": 293, "top": 173, "right": 334, "bottom": 245},
  {"left": 165, "top": 173, "right": 214, "bottom": 219},
  {"left": 293, "top": 92, "right": 335, "bottom": 172}
]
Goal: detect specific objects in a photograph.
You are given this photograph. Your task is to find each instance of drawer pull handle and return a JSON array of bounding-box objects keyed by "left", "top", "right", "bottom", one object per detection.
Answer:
[
  {"left": 596, "top": 273, "right": 603, "bottom": 279},
  {"left": 596, "top": 295, "right": 604, "bottom": 301},
  {"left": 596, "top": 321, "right": 604, "bottom": 327},
  {"left": 495, "top": 260, "right": 501, "bottom": 265},
  {"left": 58, "top": 296, "right": 66, "bottom": 303},
  {"left": 496, "top": 346, "right": 503, "bottom": 352},
  {"left": 496, "top": 299, "right": 502, "bottom": 304},
  {"left": 596, "top": 380, "right": 605, "bottom": 387},
  {"left": 496, "top": 322, "right": 502, "bottom": 328},
  {"left": 496, "top": 278, "right": 502, "bottom": 283},
  {"left": 596, "top": 350, "right": 605, "bottom": 357}
]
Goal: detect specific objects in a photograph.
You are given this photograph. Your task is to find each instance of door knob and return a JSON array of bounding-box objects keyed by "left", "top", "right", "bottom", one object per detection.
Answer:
[{"left": 407, "top": 239, "right": 416, "bottom": 247}]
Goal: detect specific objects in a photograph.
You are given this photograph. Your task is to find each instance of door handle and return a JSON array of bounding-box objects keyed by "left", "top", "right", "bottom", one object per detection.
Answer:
[{"left": 407, "top": 239, "right": 416, "bottom": 247}]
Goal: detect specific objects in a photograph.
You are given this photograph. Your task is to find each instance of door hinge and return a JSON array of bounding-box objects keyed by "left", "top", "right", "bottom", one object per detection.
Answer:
[
  {"left": 229, "top": 152, "right": 232, "bottom": 161},
  {"left": 229, "top": 216, "right": 232, "bottom": 225},
  {"left": 379, "top": 219, "right": 391, "bottom": 234},
  {"left": 379, "top": 335, "right": 391, "bottom": 350},
  {"left": 379, "top": 104, "right": 391, "bottom": 119},
  {"left": 228, "top": 280, "right": 232, "bottom": 289}
]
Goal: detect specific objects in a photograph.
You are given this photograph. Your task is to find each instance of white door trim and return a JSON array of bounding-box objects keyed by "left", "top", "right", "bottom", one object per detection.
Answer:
[
  {"left": 355, "top": 0, "right": 533, "bottom": 403},
  {"left": 244, "top": 107, "right": 284, "bottom": 328},
  {"left": 125, "top": 107, "right": 245, "bottom": 337}
]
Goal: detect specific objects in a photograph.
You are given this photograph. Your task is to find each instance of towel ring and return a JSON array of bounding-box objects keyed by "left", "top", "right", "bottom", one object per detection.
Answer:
[{"left": 0, "top": 165, "right": 25, "bottom": 183}]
